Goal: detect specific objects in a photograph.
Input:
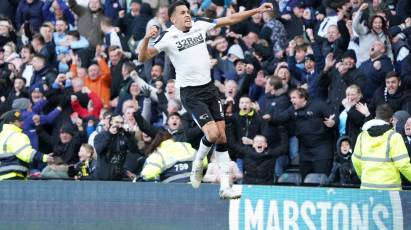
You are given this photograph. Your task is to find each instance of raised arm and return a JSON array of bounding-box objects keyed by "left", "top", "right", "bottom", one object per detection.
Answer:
[
  {"left": 138, "top": 26, "right": 160, "bottom": 62},
  {"left": 214, "top": 3, "right": 273, "bottom": 28}
]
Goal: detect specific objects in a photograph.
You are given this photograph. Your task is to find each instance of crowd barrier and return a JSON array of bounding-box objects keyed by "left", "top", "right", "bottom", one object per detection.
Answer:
[{"left": 0, "top": 181, "right": 410, "bottom": 229}]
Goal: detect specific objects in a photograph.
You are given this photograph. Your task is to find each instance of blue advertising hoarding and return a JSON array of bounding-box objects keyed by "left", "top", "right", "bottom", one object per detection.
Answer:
[{"left": 229, "top": 185, "right": 406, "bottom": 230}]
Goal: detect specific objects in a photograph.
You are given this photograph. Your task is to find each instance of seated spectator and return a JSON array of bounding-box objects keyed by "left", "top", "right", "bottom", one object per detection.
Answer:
[
  {"left": 324, "top": 136, "right": 360, "bottom": 186},
  {"left": 41, "top": 155, "right": 69, "bottom": 179},
  {"left": 203, "top": 152, "right": 243, "bottom": 185},
  {"left": 67, "top": 143, "right": 97, "bottom": 180}
]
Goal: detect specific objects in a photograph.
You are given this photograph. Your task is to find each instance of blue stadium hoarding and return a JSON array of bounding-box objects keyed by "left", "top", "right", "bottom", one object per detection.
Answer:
[
  {"left": 0, "top": 181, "right": 410, "bottom": 229},
  {"left": 229, "top": 185, "right": 408, "bottom": 230}
]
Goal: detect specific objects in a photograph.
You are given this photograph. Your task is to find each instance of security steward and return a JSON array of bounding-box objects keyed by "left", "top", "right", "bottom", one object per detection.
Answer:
[
  {"left": 353, "top": 104, "right": 411, "bottom": 190},
  {"left": 141, "top": 131, "right": 207, "bottom": 183},
  {"left": 0, "top": 110, "right": 51, "bottom": 180}
]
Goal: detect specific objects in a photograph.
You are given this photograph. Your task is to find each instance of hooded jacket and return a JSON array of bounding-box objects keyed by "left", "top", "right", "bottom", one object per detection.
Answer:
[
  {"left": 353, "top": 119, "right": 411, "bottom": 190},
  {"left": 325, "top": 136, "right": 360, "bottom": 185}
]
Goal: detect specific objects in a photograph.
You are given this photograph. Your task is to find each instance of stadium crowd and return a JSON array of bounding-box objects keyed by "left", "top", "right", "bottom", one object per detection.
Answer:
[{"left": 0, "top": 0, "right": 411, "bottom": 189}]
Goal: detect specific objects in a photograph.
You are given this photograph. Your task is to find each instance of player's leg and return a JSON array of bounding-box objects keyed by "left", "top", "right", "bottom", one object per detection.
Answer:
[
  {"left": 190, "top": 120, "right": 220, "bottom": 188},
  {"left": 214, "top": 120, "right": 241, "bottom": 199}
]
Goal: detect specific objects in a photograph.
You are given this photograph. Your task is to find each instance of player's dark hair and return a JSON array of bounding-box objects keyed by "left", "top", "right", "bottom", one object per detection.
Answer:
[{"left": 168, "top": 0, "right": 190, "bottom": 17}]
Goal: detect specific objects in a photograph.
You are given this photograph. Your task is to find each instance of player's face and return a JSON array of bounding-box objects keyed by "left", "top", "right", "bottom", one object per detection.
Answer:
[{"left": 171, "top": 5, "right": 192, "bottom": 31}]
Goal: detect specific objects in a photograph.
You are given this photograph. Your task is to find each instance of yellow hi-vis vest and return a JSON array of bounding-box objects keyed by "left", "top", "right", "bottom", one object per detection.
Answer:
[
  {"left": 0, "top": 124, "right": 45, "bottom": 180},
  {"left": 141, "top": 139, "right": 207, "bottom": 182},
  {"left": 353, "top": 129, "right": 411, "bottom": 190}
]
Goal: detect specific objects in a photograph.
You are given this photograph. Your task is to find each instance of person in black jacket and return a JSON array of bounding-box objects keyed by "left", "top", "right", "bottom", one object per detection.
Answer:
[
  {"left": 367, "top": 72, "right": 411, "bottom": 116},
  {"left": 359, "top": 40, "right": 394, "bottom": 102},
  {"left": 33, "top": 119, "right": 85, "bottom": 169},
  {"left": 324, "top": 136, "right": 359, "bottom": 186},
  {"left": 337, "top": 84, "right": 367, "bottom": 146},
  {"left": 225, "top": 95, "right": 262, "bottom": 171},
  {"left": 259, "top": 76, "right": 292, "bottom": 176},
  {"left": 94, "top": 113, "right": 144, "bottom": 181},
  {"left": 270, "top": 88, "right": 336, "bottom": 179},
  {"left": 318, "top": 50, "right": 366, "bottom": 115},
  {"left": 227, "top": 130, "right": 288, "bottom": 185}
]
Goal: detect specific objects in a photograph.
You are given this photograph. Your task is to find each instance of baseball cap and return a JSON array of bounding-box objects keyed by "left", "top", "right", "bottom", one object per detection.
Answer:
[{"left": 2, "top": 110, "right": 23, "bottom": 123}]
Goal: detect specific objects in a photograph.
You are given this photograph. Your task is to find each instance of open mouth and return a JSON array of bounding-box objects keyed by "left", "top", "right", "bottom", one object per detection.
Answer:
[{"left": 256, "top": 145, "right": 264, "bottom": 152}]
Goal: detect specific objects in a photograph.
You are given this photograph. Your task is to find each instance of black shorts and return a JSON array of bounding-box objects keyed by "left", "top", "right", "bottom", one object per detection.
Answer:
[{"left": 180, "top": 81, "right": 224, "bottom": 127}]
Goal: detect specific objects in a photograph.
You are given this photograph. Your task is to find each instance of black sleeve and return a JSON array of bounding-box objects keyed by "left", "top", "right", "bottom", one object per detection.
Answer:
[
  {"left": 133, "top": 111, "right": 159, "bottom": 138},
  {"left": 94, "top": 131, "right": 111, "bottom": 156},
  {"left": 35, "top": 124, "right": 54, "bottom": 148},
  {"left": 336, "top": 19, "right": 350, "bottom": 52},
  {"left": 226, "top": 122, "right": 248, "bottom": 158},
  {"left": 270, "top": 106, "right": 294, "bottom": 125},
  {"left": 267, "top": 126, "right": 288, "bottom": 157}
]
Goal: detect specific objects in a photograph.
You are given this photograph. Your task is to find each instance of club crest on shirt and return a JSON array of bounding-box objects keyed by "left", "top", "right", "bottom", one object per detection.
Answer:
[{"left": 176, "top": 33, "right": 205, "bottom": 52}]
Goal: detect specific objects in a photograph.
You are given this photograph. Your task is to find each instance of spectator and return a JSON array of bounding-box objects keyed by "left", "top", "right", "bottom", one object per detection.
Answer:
[
  {"left": 403, "top": 117, "right": 411, "bottom": 156},
  {"left": 359, "top": 40, "right": 394, "bottom": 101},
  {"left": 227, "top": 132, "right": 287, "bottom": 185},
  {"left": 353, "top": 3, "right": 393, "bottom": 65},
  {"left": 83, "top": 51, "right": 112, "bottom": 107},
  {"left": 367, "top": 72, "right": 410, "bottom": 116},
  {"left": 117, "top": 0, "right": 141, "bottom": 40},
  {"left": 15, "top": 0, "right": 44, "bottom": 32},
  {"left": 29, "top": 53, "right": 57, "bottom": 88},
  {"left": 94, "top": 113, "right": 143, "bottom": 180},
  {"left": 42, "top": 0, "right": 75, "bottom": 27},
  {"left": 70, "top": 87, "right": 103, "bottom": 120},
  {"left": 67, "top": 143, "right": 97, "bottom": 180},
  {"left": 353, "top": 104, "right": 411, "bottom": 190},
  {"left": 108, "top": 46, "right": 127, "bottom": 102},
  {"left": 318, "top": 50, "right": 366, "bottom": 115},
  {"left": 68, "top": 0, "right": 104, "bottom": 47},
  {"left": 325, "top": 136, "right": 360, "bottom": 186},
  {"left": 338, "top": 84, "right": 367, "bottom": 145},
  {"left": 270, "top": 88, "right": 336, "bottom": 179},
  {"left": 0, "top": 19, "right": 17, "bottom": 47}
]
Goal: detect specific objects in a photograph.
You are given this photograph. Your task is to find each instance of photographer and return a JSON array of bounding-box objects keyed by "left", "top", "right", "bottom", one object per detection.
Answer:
[{"left": 93, "top": 113, "right": 144, "bottom": 181}]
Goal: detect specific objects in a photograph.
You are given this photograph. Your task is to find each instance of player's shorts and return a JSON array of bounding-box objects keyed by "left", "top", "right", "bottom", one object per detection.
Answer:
[{"left": 180, "top": 81, "right": 224, "bottom": 127}]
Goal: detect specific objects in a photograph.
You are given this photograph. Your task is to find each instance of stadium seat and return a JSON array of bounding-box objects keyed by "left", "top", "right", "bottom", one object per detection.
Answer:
[
  {"left": 276, "top": 172, "right": 302, "bottom": 186},
  {"left": 303, "top": 173, "right": 328, "bottom": 186}
]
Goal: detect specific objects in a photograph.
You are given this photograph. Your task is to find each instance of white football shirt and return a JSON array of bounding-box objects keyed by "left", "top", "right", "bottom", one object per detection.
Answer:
[{"left": 153, "top": 20, "right": 216, "bottom": 87}]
